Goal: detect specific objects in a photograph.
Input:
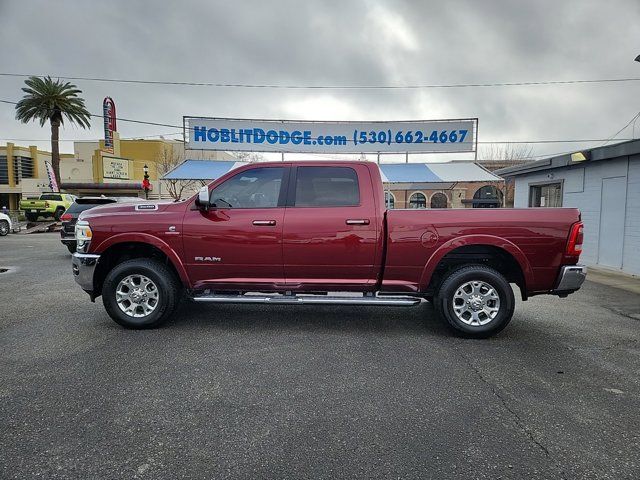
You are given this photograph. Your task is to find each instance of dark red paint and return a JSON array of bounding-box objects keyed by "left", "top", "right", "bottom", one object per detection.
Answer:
[{"left": 81, "top": 161, "right": 581, "bottom": 296}]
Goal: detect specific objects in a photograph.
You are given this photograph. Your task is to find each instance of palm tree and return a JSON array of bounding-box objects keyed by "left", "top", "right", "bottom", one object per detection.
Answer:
[{"left": 15, "top": 76, "right": 91, "bottom": 186}]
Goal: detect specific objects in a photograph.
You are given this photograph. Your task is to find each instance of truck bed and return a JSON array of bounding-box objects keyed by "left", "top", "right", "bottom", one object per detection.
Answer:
[{"left": 383, "top": 208, "right": 581, "bottom": 294}]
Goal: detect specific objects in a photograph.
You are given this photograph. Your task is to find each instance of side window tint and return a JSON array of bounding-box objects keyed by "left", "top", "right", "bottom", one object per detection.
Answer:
[
  {"left": 294, "top": 167, "right": 360, "bottom": 207},
  {"left": 41, "top": 194, "right": 62, "bottom": 201},
  {"left": 209, "top": 167, "right": 285, "bottom": 208}
]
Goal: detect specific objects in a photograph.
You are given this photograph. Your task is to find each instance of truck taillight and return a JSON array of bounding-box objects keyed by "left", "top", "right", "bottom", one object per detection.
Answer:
[
  {"left": 45, "top": 201, "right": 50, "bottom": 208},
  {"left": 60, "top": 213, "right": 72, "bottom": 222},
  {"left": 566, "top": 222, "right": 583, "bottom": 257}
]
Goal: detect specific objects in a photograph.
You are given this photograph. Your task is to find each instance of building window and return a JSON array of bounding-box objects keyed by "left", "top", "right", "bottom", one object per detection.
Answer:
[
  {"left": 473, "top": 185, "right": 503, "bottom": 208},
  {"left": 529, "top": 182, "right": 562, "bottom": 207},
  {"left": 17, "top": 157, "right": 35, "bottom": 179},
  {"left": 409, "top": 192, "right": 427, "bottom": 209},
  {"left": 385, "top": 191, "right": 395, "bottom": 209},
  {"left": 0, "top": 156, "right": 7, "bottom": 185},
  {"left": 431, "top": 192, "right": 448, "bottom": 208}
]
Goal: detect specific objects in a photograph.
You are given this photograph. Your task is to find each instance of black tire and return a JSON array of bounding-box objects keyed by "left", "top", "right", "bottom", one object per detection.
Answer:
[
  {"left": 66, "top": 242, "right": 77, "bottom": 254},
  {"left": 102, "top": 258, "right": 181, "bottom": 329},
  {"left": 434, "top": 265, "right": 515, "bottom": 338},
  {"left": 54, "top": 208, "right": 64, "bottom": 221},
  {"left": 26, "top": 213, "right": 38, "bottom": 222},
  {"left": 0, "top": 220, "right": 9, "bottom": 236}
]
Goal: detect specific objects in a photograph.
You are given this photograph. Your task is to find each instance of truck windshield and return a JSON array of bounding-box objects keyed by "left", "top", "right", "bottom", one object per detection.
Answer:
[{"left": 66, "top": 200, "right": 115, "bottom": 214}]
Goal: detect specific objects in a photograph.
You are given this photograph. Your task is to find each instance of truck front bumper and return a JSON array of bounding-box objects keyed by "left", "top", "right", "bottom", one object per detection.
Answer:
[
  {"left": 72, "top": 253, "right": 100, "bottom": 293},
  {"left": 552, "top": 265, "right": 587, "bottom": 296}
]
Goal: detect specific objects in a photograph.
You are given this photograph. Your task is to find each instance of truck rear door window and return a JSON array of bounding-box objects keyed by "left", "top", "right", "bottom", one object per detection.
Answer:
[
  {"left": 41, "top": 194, "right": 62, "bottom": 201},
  {"left": 294, "top": 167, "right": 360, "bottom": 207}
]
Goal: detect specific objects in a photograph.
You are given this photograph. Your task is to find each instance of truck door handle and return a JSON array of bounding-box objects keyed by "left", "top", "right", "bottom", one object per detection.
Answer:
[
  {"left": 252, "top": 220, "right": 276, "bottom": 226},
  {"left": 346, "top": 219, "right": 370, "bottom": 225}
]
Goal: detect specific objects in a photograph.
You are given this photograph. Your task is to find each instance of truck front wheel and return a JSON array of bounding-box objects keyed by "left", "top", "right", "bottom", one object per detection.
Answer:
[
  {"left": 434, "top": 265, "right": 515, "bottom": 338},
  {"left": 102, "top": 258, "right": 181, "bottom": 329}
]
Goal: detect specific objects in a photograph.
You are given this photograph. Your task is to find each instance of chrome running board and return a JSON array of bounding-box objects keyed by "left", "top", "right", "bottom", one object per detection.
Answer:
[{"left": 192, "top": 292, "right": 421, "bottom": 306}]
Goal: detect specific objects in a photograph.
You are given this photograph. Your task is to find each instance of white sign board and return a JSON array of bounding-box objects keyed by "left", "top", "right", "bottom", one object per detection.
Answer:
[
  {"left": 103, "top": 157, "right": 130, "bottom": 179},
  {"left": 185, "top": 117, "right": 477, "bottom": 154}
]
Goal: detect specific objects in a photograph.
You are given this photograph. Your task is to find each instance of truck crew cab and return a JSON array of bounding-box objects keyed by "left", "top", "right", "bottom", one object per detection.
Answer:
[{"left": 71, "top": 161, "right": 586, "bottom": 338}]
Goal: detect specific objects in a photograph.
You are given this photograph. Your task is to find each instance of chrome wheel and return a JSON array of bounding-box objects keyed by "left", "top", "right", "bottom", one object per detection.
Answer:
[
  {"left": 0, "top": 221, "right": 8, "bottom": 236},
  {"left": 452, "top": 280, "right": 501, "bottom": 326},
  {"left": 116, "top": 274, "right": 159, "bottom": 318}
]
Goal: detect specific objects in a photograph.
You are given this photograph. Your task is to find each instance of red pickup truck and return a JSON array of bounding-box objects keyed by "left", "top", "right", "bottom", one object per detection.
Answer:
[{"left": 71, "top": 161, "right": 586, "bottom": 337}]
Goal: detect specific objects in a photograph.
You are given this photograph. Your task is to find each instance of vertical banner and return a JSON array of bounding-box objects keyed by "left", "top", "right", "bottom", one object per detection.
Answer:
[
  {"left": 44, "top": 160, "right": 59, "bottom": 192},
  {"left": 103, "top": 97, "right": 117, "bottom": 154}
]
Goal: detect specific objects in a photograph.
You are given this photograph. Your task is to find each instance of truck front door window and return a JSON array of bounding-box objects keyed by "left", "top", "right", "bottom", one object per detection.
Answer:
[{"left": 209, "top": 167, "right": 285, "bottom": 208}]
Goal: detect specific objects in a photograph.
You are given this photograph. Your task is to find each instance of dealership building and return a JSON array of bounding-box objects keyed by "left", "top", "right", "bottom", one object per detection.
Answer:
[
  {"left": 379, "top": 162, "right": 504, "bottom": 209},
  {"left": 0, "top": 143, "right": 74, "bottom": 210},
  {"left": 497, "top": 139, "right": 640, "bottom": 276},
  {"left": 0, "top": 134, "right": 232, "bottom": 209}
]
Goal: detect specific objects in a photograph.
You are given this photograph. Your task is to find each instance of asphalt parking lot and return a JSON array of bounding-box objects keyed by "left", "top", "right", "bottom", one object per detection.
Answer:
[{"left": 1, "top": 232, "right": 639, "bottom": 479}]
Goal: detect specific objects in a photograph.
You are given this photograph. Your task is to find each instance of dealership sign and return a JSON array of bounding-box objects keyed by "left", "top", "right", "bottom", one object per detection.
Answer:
[
  {"left": 184, "top": 117, "right": 477, "bottom": 154},
  {"left": 103, "top": 97, "right": 117, "bottom": 153},
  {"left": 103, "top": 157, "right": 129, "bottom": 179}
]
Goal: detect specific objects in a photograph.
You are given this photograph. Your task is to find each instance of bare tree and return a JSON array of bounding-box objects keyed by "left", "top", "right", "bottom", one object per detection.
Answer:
[
  {"left": 479, "top": 144, "right": 534, "bottom": 207},
  {"left": 232, "top": 151, "right": 264, "bottom": 163},
  {"left": 480, "top": 144, "right": 534, "bottom": 165},
  {"left": 156, "top": 145, "right": 198, "bottom": 201}
]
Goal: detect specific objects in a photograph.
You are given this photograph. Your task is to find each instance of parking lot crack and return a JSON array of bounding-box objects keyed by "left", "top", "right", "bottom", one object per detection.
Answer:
[
  {"left": 567, "top": 338, "right": 638, "bottom": 351},
  {"left": 453, "top": 345, "right": 567, "bottom": 479}
]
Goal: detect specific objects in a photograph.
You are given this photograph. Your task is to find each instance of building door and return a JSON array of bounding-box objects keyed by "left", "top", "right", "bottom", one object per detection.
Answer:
[{"left": 598, "top": 176, "right": 627, "bottom": 269}]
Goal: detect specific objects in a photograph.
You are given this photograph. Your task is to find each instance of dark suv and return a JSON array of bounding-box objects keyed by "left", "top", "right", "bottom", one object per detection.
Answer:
[{"left": 60, "top": 196, "right": 142, "bottom": 253}]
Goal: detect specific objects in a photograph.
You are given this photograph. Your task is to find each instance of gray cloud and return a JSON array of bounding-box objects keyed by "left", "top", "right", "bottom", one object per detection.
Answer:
[{"left": 1, "top": 0, "right": 639, "bottom": 161}]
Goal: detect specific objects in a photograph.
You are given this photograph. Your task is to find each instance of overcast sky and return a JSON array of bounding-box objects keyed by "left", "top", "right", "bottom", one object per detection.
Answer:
[{"left": 1, "top": 0, "right": 639, "bottom": 162}]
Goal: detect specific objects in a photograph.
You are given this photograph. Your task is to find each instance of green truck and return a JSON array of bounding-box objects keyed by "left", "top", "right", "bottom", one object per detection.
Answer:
[{"left": 19, "top": 193, "right": 76, "bottom": 222}]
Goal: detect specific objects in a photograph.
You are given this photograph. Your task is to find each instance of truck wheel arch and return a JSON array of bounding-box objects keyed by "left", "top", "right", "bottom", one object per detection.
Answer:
[
  {"left": 92, "top": 234, "right": 190, "bottom": 295},
  {"left": 419, "top": 235, "right": 534, "bottom": 298}
]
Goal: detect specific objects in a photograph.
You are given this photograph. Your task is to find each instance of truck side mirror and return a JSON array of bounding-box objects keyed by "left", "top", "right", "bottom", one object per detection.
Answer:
[{"left": 195, "top": 186, "right": 211, "bottom": 211}]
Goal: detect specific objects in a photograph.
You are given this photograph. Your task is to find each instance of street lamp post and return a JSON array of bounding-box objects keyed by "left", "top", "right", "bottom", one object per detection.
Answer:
[{"left": 143, "top": 164, "right": 150, "bottom": 199}]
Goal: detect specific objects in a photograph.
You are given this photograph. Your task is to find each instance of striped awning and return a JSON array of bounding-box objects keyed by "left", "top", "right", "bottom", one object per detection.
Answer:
[
  {"left": 378, "top": 162, "right": 502, "bottom": 183},
  {"left": 161, "top": 159, "right": 502, "bottom": 183}
]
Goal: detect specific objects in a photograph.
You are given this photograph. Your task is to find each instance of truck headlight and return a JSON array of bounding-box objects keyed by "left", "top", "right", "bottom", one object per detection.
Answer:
[{"left": 75, "top": 220, "right": 93, "bottom": 252}]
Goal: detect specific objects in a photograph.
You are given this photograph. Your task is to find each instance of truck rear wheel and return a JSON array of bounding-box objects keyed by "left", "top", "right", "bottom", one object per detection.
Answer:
[
  {"left": 102, "top": 258, "right": 181, "bottom": 329},
  {"left": 434, "top": 265, "right": 514, "bottom": 338}
]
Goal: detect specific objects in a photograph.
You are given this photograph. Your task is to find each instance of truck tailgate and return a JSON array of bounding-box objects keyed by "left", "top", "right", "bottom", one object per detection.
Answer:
[{"left": 20, "top": 200, "right": 47, "bottom": 210}]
